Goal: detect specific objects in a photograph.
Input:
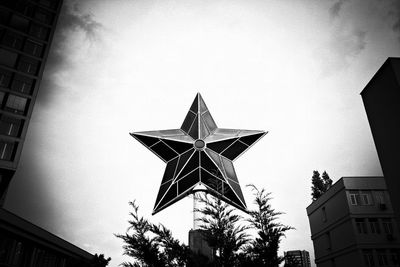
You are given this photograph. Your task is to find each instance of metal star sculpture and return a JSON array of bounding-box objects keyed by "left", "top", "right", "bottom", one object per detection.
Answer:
[{"left": 130, "top": 93, "right": 267, "bottom": 215}]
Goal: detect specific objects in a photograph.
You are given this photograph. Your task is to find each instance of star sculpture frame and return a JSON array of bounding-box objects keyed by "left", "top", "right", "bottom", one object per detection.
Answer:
[{"left": 131, "top": 93, "right": 267, "bottom": 215}]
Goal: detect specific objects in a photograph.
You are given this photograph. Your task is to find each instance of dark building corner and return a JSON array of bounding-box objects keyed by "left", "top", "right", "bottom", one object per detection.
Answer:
[{"left": 361, "top": 57, "right": 400, "bottom": 232}]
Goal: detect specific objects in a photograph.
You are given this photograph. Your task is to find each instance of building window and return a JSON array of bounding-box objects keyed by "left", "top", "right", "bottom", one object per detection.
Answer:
[
  {"left": 377, "top": 250, "right": 389, "bottom": 266},
  {"left": 0, "top": 8, "right": 11, "bottom": 24},
  {"left": 0, "top": 70, "right": 12, "bottom": 87},
  {"left": 349, "top": 191, "right": 373, "bottom": 205},
  {"left": 360, "top": 193, "right": 372, "bottom": 205},
  {"left": 34, "top": 9, "right": 53, "bottom": 24},
  {"left": 38, "top": 0, "right": 53, "bottom": 7},
  {"left": 38, "top": 0, "right": 58, "bottom": 10},
  {"left": 375, "top": 191, "right": 387, "bottom": 210},
  {"left": 17, "top": 57, "right": 39, "bottom": 75},
  {"left": 31, "top": 247, "right": 60, "bottom": 266},
  {"left": 0, "top": 92, "right": 4, "bottom": 104},
  {"left": 369, "top": 218, "right": 381, "bottom": 234},
  {"left": 5, "top": 94, "right": 28, "bottom": 114},
  {"left": 0, "top": 49, "right": 18, "bottom": 68},
  {"left": 11, "top": 241, "right": 24, "bottom": 266},
  {"left": 0, "top": 115, "right": 23, "bottom": 137},
  {"left": 24, "top": 39, "right": 44, "bottom": 57},
  {"left": 322, "top": 207, "right": 327, "bottom": 222},
  {"left": 11, "top": 74, "right": 34, "bottom": 95},
  {"left": 29, "top": 24, "right": 48, "bottom": 40},
  {"left": 375, "top": 191, "right": 385, "bottom": 204},
  {"left": 363, "top": 250, "right": 375, "bottom": 267},
  {"left": 60, "top": 258, "right": 66, "bottom": 267},
  {"left": 355, "top": 218, "right": 368, "bottom": 234},
  {"left": 34, "top": 12, "right": 47, "bottom": 22},
  {"left": 0, "top": 237, "right": 22, "bottom": 264},
  {"left": 9, "top": 15, "right": 30, "bottom": 33},
  {"left": 22, "top": 4, "right": 35, "bottom": 18},
  {"left": 382, "top": 218, "right": 393, "bottom": 234},
  {"left": 0, "top": 139, "right": 15, "bottom": 161},
  {"left": 350, "top": 193, "right": 358, "bottom": 205},
  {"left": 325, "top": 232, "right": 332, "bottom": 250},
  {"left": 1, "top": 32, "right": 24, "bottom": 50},
  {"left": 389, "top": 250, "right": 400, "bottom": 266}
]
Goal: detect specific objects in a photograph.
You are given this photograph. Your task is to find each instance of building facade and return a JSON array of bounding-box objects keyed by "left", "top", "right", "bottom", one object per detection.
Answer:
[
  {"left": 361, "top": 57, "right": 400, "bottom": 233},
  {"left": 0, "top": 0, "right": 61, "bottom": 205},
  {"left": 307, "top": 177, "right": 400, "bottom": 267},
  {"left": 284, "top": 250, "right": 311, "bottom": 267},
  {"left": 0, "top": 1, "right": 95, "bottom": 266}
]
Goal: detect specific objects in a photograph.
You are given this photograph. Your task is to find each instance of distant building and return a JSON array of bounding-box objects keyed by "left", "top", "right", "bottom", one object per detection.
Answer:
[
  {"left": 361, "top": 57, "right": 400, "bottom": 233},
  {"left": 307, "top": 177, "right": 400, "bottom": 267},
  {"left": 284, "top": 250, "right": 311, "bottom": 267},
  {"left": 0, "top": 1, "right": 93, "bottom": 266}
]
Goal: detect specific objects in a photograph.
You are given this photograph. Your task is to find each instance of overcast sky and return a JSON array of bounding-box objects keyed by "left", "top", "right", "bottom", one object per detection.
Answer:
[{"left": 4, "top": 0, "right": 400, "bottom": 266}]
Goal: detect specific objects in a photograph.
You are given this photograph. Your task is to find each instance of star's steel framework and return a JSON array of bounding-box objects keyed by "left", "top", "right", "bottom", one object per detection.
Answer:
[{"left": 131, "top": 93, "right": 267, "bottom": 214}]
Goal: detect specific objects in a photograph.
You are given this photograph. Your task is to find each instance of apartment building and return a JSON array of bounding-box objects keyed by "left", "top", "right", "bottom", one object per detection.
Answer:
[{"left": 307, "top": 177, "right": 400, "bottom": 267}]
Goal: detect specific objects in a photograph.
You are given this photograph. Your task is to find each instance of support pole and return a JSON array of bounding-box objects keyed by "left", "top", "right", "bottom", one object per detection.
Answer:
[
  {"left": 193, "top": 192, "right": 200, "bottom": 230},
  {"left": 189, "top": 191, "right": 214, "bottom": 261}
]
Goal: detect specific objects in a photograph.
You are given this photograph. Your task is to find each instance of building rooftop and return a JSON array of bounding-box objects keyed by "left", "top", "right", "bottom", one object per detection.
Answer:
[
  {"left": 0, "top": 208, "right": 93, "bottom": 259},
  {"left": 306, "top": 176, "right": 385, "bottom": 215},
  {"left": 360, "top": 57, "right": 400, "bottom": 96}
]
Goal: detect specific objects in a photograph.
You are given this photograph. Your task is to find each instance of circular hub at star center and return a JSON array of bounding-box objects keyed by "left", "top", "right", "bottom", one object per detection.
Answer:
[{"left": 194, "top": 139, "right": 205, "bottom": 150}]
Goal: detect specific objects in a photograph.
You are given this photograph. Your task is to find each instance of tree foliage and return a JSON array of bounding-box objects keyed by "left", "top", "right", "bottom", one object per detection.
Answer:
[
  {"left": 321, "top": 171, "right": 333, "bottom": 191},
  {"left": 242, "top": 185, "right": 294, "bottom": 267},
  {"left": 117, "top": 185, "right": 294, "bottom": 267},
  {"left": 195, "top": 194, "right": 250, "bottom": 267},
  {"left": 90, "top": 254, "right": 111, "bottom": 267},
  {"left": 311, "top": 170, "right": 333, "bottom": 201},
  {"left": 195, "top": 185, "right": 293, "bottom": 267},
  {"left": 115, "top": 201, "right": 190, "bottom": 267}
]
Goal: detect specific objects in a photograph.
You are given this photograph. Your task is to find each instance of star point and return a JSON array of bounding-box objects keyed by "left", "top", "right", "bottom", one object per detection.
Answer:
[{"left": 131, "top": 94, "right": 267, "bottom": 214}]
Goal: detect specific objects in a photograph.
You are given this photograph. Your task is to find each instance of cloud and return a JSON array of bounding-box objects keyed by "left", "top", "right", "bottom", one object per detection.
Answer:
[
  {"left": 336, "top": 29, "right": 367, "bottom": 57},
  {"left": 37, "top": 0, "right": 103, "bottom": 105},
  {"left": 329, "top": 0, "right": 367, "bottom": 59},
  {"left": 329, "top": 0, "right": 348, "bottom": 18},
  {"left": 63, "top": 2, "right": 102, "bottom": 42},
  {"left": 388, "top": 0, "right": 400, "bottom": 41},
  {"left": 316, "top": 27, "right": 367, "bottom": 75},
  {"left": 315, "top": 0, "right": 372, "bottom": 75},
  {"left": 319, "top": 0, "right": 400, "bottom": 75}
]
